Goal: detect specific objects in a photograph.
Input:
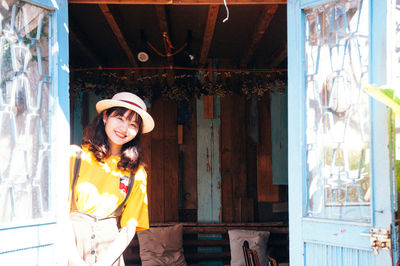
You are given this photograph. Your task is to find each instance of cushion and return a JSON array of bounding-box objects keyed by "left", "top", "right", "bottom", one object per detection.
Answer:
[
  {"left": 228, "top": 229, "right": 270, "bottom": 266},
  {"left": 137, "top": 224, "right": 187, "bottom": 266}
]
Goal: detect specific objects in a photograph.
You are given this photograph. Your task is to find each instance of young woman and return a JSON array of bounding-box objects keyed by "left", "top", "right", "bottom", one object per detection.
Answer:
[{"left": 68, "top": 92, "right": 154, "bottom": 266}]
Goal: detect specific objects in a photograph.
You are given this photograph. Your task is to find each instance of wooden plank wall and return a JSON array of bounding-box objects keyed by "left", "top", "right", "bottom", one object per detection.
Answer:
[
  {"left": 271, "top": 93, "right": 288, "bottom": 185},
  {"left": 257, "top": 95, "right": 280, "bottom": 202},
  {"left": 75, "top": 92, "right": 285, "bottom": 223},
  {"left": 142, "top": 98, "right": 199, "bottom": 223},
  {"left": 140, "top": 95, "right": 283, "bottom": 223},
  {"left": 221, "top": 95, "right": 250, "bottom": 222},
  {"left": 143, "top": 98, "right": 179, "bottom": 222},
  {"left": 196, "top": 96, "right": 221, "bottom": 222},
  {"left": 179, "top": 100, "right": 197, "bottom": 217}
]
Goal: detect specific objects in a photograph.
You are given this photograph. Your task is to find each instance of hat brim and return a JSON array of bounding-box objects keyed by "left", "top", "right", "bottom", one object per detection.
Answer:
[{"left": 96, "top": 99, "right": 155, "bottom": 133}]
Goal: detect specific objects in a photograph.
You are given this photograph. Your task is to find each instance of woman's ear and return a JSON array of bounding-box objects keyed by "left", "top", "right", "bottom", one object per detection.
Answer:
[{"left": 102, "top": 112, "right": 107, "bottom": 124}]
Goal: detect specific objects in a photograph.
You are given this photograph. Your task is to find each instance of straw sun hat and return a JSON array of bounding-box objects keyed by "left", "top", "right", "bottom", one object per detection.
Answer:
[{"left": 96, "top": 92, "right": 155, "bottom": 133}]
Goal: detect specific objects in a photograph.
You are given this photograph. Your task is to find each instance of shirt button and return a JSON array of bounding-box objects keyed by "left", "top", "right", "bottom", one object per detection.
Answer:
[
  {"left": 91, "top": 234, "right": 96, "bottom": 239},
  {"left": 91, "top": 250, "right": 95, "bottom": 255}
]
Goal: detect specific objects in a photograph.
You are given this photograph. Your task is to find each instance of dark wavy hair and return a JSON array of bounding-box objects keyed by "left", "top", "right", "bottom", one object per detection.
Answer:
[{"left": 82, "top": 107, "right": 143, "bottom": 173}]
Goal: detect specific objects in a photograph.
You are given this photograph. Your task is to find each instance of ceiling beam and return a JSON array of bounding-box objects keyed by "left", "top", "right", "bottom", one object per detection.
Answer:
[
  {"left": 154, "top": 5, "right": 172, "bottom": 66},
  {"left": 70, "top": 0, "right": 286, "bottom": 5},
  {"left": 269, "top": 41, "right": 287, "bottom": 67},
  {"left": 240, "top": 4, "right": 278, "bottom": 67},
  {"left": 155, "top": 5, "right": 169, "bottom": 34},
  {"left": 98, "top": 4, "right": 138, "bottom": 67},
  {"left": 69, "top": 30, "right": 102, "bottom": 66},
  {"left": 199, "top": 5, "right": 219, "bottom": 67},
  {"left": 154, "top": 5, "right": 175, "bottom": 84}
]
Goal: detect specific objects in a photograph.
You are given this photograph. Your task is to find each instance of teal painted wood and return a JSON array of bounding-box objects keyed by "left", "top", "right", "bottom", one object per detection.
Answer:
[
  {"left": 389, "top": 0, "right": 400, "bottom": 263},
  {"left": 71, "top": 91, "right": 102, "bottom": 145},
  {"left": 288, "top": 0, "right": 396, "bottom": 265},
  {"left": 369, "top": 0, "right": 397, "bottom": 264},
  {"left": 287, "top": 0, "right": 307, "bottom": 264},
  {"left": 24, "top": 0, "right": 56, "bottom": 10},
  {"left": 271, "top": 92, "right": 288, "bottom": 185},
  {"left": 72, "top": 93, "right": 83, "bottom": 145},
  {"left": 299, "top": 0, "right": 333, "bottom": 8},
  {"left": 302, "top": 220, "right": 373, "bottom": 249},
  {"left": 197, "top": 96, "right": 221, "bottom": 223},
  {"left": 88, "top": 93, "right": 103, "bottom": 120},
  {"left": 49, "top": 0, "right": 71, "bottom": 264},
  {"left": 305, "top": 242, "right": 373, "bottom": 266}
]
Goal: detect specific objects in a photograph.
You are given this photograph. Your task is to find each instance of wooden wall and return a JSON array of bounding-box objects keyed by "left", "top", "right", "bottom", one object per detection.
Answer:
[
  {"left": 74, "top": 92, "right": 287, "bottom": 223},
  {"left": 221, "top": 95, "right": 251, "bottom": 222},
  {"left": 142, "top": 95, "right": 285, "bottom": 223},
  {"left": 141, "top": 99, "right": 180, "bottom": 222}
]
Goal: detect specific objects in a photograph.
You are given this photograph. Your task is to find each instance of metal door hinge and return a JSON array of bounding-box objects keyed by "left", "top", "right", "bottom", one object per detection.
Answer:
[{"left": 360, "top": 228, "right": 392, "bottom": 255}]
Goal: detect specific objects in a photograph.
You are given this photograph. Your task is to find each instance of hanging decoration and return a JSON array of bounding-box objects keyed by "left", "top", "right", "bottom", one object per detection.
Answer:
[
  {"left": 144, "top": 31, "right": 188, "bottom": 60},
  {"left": 70, "top": 69, "right": 287, "bottom": 102}
]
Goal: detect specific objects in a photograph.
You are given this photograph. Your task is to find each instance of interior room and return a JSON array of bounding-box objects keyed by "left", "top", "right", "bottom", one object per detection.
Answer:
[{"left": 68, "top": 2, "right": 289, "bottom": 265}]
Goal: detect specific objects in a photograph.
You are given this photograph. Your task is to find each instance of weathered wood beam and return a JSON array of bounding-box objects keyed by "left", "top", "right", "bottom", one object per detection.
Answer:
[
  {"left": 155, "top": 5, "right": 169, "bottom": 34},
  {"left": 154, "top": 5, "right": 175, "bottom": 85},
  {"left": 98, "top": 4, "right": 138, "bottom": 67},
  {"left": 199, "top": 5, "right": 219, "bottom": 67},
  {"left": 240, "top": 4, "right": 278, "bottom": 67},
  {"left": 69, "top": 30, "right": 102, "bottom": 65},
  {"left": 154, "top": 6, "right": 172, "bottom": 65},
  {"left": 269, "top": 41, "right": 287, "bottom": 67},
  {"left": 70, "top": 0, "right": 286, "bottom": 5}
]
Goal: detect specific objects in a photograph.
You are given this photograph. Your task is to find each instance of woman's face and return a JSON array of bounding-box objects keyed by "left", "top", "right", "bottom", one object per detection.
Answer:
[{"left": 103, "top": 109, "right": 140, "bottom": 154}]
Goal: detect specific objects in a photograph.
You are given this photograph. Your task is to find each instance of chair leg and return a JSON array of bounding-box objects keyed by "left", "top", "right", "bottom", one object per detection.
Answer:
[
  {"left": 251, "top": 250, "right": 261, "bottom": 266},
  {"left": 242, "top": 240, "right": 251, "bottom": 266}
]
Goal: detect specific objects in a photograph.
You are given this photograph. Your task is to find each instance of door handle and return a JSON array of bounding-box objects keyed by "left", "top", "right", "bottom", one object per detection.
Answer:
[{"left": 360, "top": 228, "right": 392, "bottom": 255}]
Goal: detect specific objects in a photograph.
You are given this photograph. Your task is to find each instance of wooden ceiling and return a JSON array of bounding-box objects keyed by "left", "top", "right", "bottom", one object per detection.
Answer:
[{"left": 68, "top": 0, "right": 287, "bottom": 71}]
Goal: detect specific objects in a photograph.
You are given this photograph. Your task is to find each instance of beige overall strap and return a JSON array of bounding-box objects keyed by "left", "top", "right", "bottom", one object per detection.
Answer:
[{"left": 70, "top": 150, "right": 82, "bottom": 211}]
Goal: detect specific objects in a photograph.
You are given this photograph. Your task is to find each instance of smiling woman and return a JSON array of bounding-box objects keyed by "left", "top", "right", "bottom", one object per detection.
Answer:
[
  {"left": 67, "top": 92, "right": 154, "bottom": 266},
  {"left": 103, "top": 109, "right": 141, "bottom": 155}
]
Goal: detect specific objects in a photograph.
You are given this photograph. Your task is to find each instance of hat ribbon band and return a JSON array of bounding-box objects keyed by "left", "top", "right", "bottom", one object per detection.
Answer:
[{"left": 119, "top": 100, "right": 144, "bottom": 110}]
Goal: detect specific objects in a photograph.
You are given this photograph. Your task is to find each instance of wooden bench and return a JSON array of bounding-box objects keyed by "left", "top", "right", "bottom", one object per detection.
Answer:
[{"left": 123, "top": 222, "right": 289, "bottom": 265}]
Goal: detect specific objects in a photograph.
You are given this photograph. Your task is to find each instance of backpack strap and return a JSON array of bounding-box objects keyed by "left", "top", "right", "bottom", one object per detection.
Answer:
[
  {"left": 111, "top": 170, "right": 135, "bottom": 217},
  {"left": 70, "top": 149, "right": 82, "bottom": 211}
]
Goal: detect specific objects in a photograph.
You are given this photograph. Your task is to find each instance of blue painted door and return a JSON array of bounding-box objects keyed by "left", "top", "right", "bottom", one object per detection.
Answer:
[
  {"left": 288, "top": 0, "right": 398, "bottom": 265},
  {"left": 0, "top": 0, "right": 70, "bottom": 264}
]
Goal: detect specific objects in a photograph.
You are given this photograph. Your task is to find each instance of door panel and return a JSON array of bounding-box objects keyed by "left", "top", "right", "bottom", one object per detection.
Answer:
[
  {"left": 304, "top": 242, "right": 372, "bottom": 266},
  {"left": 304, "top": 0, "right": 371, "bottom": 223},
  {"left": 288, "top": 0, "right": 396, "bottom": 265},
  {"left": 0, "top": 0, "right": 52, "bottom": 223},
  {"left": 0, "top": 0, "right": 69, "bottom": 264}
]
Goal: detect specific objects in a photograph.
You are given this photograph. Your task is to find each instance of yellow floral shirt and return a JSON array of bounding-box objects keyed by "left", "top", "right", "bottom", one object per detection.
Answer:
[{"left": 69, "top": 145, "right": 149, "bottom": 230}]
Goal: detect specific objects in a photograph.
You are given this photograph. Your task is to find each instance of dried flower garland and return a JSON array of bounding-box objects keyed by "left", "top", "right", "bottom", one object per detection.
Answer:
[{"left": 70, "top": 70, "right": 287, "bottom": 102}]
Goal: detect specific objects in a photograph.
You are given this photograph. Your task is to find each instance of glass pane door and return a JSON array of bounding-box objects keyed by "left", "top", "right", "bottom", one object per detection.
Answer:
[
  {"left": 0, "top": 0, "right": 52, "bottom": 223},
  {"left": 304, "top": 0, "right": 371, "bottom": 222},
  {"left": 289, "top": 0, "right": 395, "bottom": 265}
]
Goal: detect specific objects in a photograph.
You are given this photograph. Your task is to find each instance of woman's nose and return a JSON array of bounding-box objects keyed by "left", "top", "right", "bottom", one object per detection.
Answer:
[{"left": 120, "top": 120, "right": 129, "bottom": 131}]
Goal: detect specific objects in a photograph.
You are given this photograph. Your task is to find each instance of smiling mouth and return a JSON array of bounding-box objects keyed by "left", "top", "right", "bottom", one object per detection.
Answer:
[{"left": 114, "top": 130, "right": 126, "bottom": 139}]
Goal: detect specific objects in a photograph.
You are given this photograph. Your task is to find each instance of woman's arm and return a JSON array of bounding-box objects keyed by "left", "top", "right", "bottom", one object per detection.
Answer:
[{"left": 93, "top": 219, "right": 137, "bottom": 266}]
